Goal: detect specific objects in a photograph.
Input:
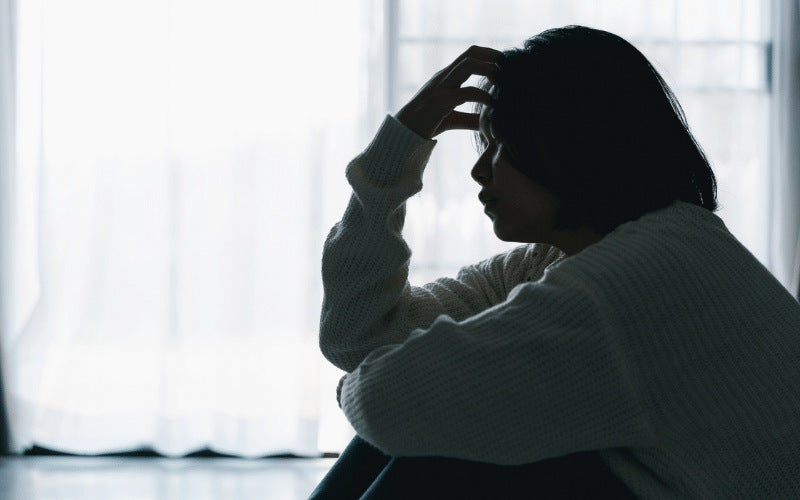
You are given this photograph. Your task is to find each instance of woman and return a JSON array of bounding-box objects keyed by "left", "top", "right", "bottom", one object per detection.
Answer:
[{"left": 310, "top": 26, "right": 800, "bottom": 499}]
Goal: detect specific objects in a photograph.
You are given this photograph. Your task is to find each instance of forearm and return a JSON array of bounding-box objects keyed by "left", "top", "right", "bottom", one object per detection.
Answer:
[{"left": 319, "top": 115, "right": 437, "bottom": 372}]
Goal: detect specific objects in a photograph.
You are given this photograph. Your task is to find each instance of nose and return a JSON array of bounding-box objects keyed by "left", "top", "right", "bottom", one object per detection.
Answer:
[{"left": 471, "top": 147, "right": 493, "bottom": 186}]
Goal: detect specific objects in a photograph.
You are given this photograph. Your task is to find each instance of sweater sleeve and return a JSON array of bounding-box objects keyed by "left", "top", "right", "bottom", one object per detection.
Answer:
[
  {"left": 320, "top": 114, "right": 564, "bottom": 373},
  {"left": 338, "top": 269, "right": 657, "bottom": 465}
]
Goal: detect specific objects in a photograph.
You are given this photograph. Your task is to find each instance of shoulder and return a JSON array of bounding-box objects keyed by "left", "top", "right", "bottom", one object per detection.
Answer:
[{"left": 543, "top": 200, "right": 734, "bottom": 294}]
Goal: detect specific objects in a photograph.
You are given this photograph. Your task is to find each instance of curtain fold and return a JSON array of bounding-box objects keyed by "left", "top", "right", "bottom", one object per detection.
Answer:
[
  {"left": 0, "top": 0, "right": 17, "bottom": 454},
  {"left": 770, "top": 0, "right": 800, "bottom": 299}
]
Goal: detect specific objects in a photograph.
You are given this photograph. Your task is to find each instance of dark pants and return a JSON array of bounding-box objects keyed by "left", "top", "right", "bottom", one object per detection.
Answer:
[{"left": 308, "top": 435, "right": 638, "bottom": 499}]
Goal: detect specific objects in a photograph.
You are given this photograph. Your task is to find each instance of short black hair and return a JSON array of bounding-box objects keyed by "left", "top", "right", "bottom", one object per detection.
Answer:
[{"left": 474, "top": 25, "right": 719, "bottom": 235}]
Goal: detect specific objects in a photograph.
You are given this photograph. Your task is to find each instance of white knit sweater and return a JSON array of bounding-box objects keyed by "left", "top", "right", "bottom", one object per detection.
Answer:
[{"left": 319, "top": 114, "right": 800, "bottom": 499}]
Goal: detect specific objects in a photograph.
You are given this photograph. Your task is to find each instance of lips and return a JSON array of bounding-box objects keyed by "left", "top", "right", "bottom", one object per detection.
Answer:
[
  {"left": 479, "top": 192, "right": 498, "bottom": 215},
  {"left": 478, "top": 191, "right": 497, "bottom": 205}
]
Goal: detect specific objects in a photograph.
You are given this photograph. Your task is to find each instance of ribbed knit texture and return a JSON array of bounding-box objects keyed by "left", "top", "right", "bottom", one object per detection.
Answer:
[{"left": 319, "top": 114, "right": 800, "bottom": 499}]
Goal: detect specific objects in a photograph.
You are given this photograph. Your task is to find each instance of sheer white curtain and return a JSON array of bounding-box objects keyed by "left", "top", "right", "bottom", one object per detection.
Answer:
[
  {"left": 0, "top": 0, "right": 17, "bottom": 454},
  {"left": 4, "top": 0, "right": 380, "bottom": 456},
  {"left": 771, "top": 0, "right": 800, "bottom": 298}
]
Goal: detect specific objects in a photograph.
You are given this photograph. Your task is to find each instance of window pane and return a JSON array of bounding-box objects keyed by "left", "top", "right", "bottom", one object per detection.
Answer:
[{"left": 392, "top": 0, "right": 771, "bottom": 283}]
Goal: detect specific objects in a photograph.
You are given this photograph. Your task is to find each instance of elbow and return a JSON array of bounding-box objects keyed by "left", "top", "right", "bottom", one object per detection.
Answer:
[
  {"left": 318, "top": 339, "right": 359, "bottom": 374},
  {"left": 318, "top": 307, "right": 361, "bottom": 372},
  {"left": 342, "top": 394, "right": 397, "bottom": 457},
  {"left": 339, "top": 372, "right": 416, "bottom": 458}
]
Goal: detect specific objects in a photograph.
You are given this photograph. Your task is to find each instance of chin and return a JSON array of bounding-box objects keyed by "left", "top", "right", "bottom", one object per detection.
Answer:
[
  {"left": 493, "top": 225, "right": 525, "bottom": 243},
  {"left": 493, "top": 222, "right": 539, "bottom": 244}
]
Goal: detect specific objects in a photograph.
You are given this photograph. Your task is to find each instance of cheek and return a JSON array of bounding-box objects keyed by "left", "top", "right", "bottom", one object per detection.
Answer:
[
  {"left": 500, "top": 169, "right": 559, "bottom": 219},
  {"left": 493, "top": 163, "right": 525, "bottom": 200}
]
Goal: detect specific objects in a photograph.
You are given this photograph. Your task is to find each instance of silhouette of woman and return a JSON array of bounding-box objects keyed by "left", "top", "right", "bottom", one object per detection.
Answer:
[{"left": 311, "top": 25, "right": 800, "bottom": 499}]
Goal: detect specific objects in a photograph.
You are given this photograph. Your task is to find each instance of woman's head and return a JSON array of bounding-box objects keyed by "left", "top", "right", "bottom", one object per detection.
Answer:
[{"left": 472, "top": 25, "right": 718, "bottom": 242}]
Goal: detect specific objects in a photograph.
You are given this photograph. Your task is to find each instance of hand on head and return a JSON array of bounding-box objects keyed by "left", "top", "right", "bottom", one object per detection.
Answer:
[{"left": 394, "top": 45, "right": 502, "bottom": 140}]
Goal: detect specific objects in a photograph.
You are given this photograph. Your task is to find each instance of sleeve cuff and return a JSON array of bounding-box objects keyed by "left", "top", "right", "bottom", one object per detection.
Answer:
[{"left": 347, "top": 114, "right": 438, "bottom": 188}]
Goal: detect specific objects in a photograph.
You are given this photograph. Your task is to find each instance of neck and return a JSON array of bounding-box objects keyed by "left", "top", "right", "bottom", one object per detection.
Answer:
[{"left": 550, "top": 227, "right": 607, "bottom": 256}]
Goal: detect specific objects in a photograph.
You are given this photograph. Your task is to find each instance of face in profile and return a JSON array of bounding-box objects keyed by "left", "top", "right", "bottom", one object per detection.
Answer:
[{"left": 471, "top": 105, "right": 562, "bottom": 244}]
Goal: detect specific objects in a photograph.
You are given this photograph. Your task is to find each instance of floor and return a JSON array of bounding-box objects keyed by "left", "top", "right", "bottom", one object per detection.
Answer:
[{"left": 0, "top": 456, "right": 337, "bottom": 500}]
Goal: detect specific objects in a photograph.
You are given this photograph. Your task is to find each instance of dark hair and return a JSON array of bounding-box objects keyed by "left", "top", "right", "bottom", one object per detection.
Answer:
[{"left": 473, "top": 25, "right": 718, "bottom": 234}]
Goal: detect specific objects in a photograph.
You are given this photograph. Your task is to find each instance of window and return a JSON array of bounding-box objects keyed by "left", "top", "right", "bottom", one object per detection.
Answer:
[
  {"left": 4, "top": 0, "right": 783, "bottom": 457},
  {"left": 385, "top": 0, "right": 772, "bottom": 285}
]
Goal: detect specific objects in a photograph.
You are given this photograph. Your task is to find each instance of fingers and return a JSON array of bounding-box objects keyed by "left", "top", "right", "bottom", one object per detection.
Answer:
[
  {"left": 457, "top": 45, "right": 503, "bottom": 66},
  {"left": 436, "top": 111, "right": 480, "bottom": 135},
  {"left": 436, "top": 45, "right": 502, "bottom": 85},
  {"left": 440, "top": 57, "right": 499, "bottom": 88},
  {"left": 400, "top": 45, "right": 501, "bottom": 139},
  {"left": 440, "top": 86, "right": 493, "bottom": 109}
]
